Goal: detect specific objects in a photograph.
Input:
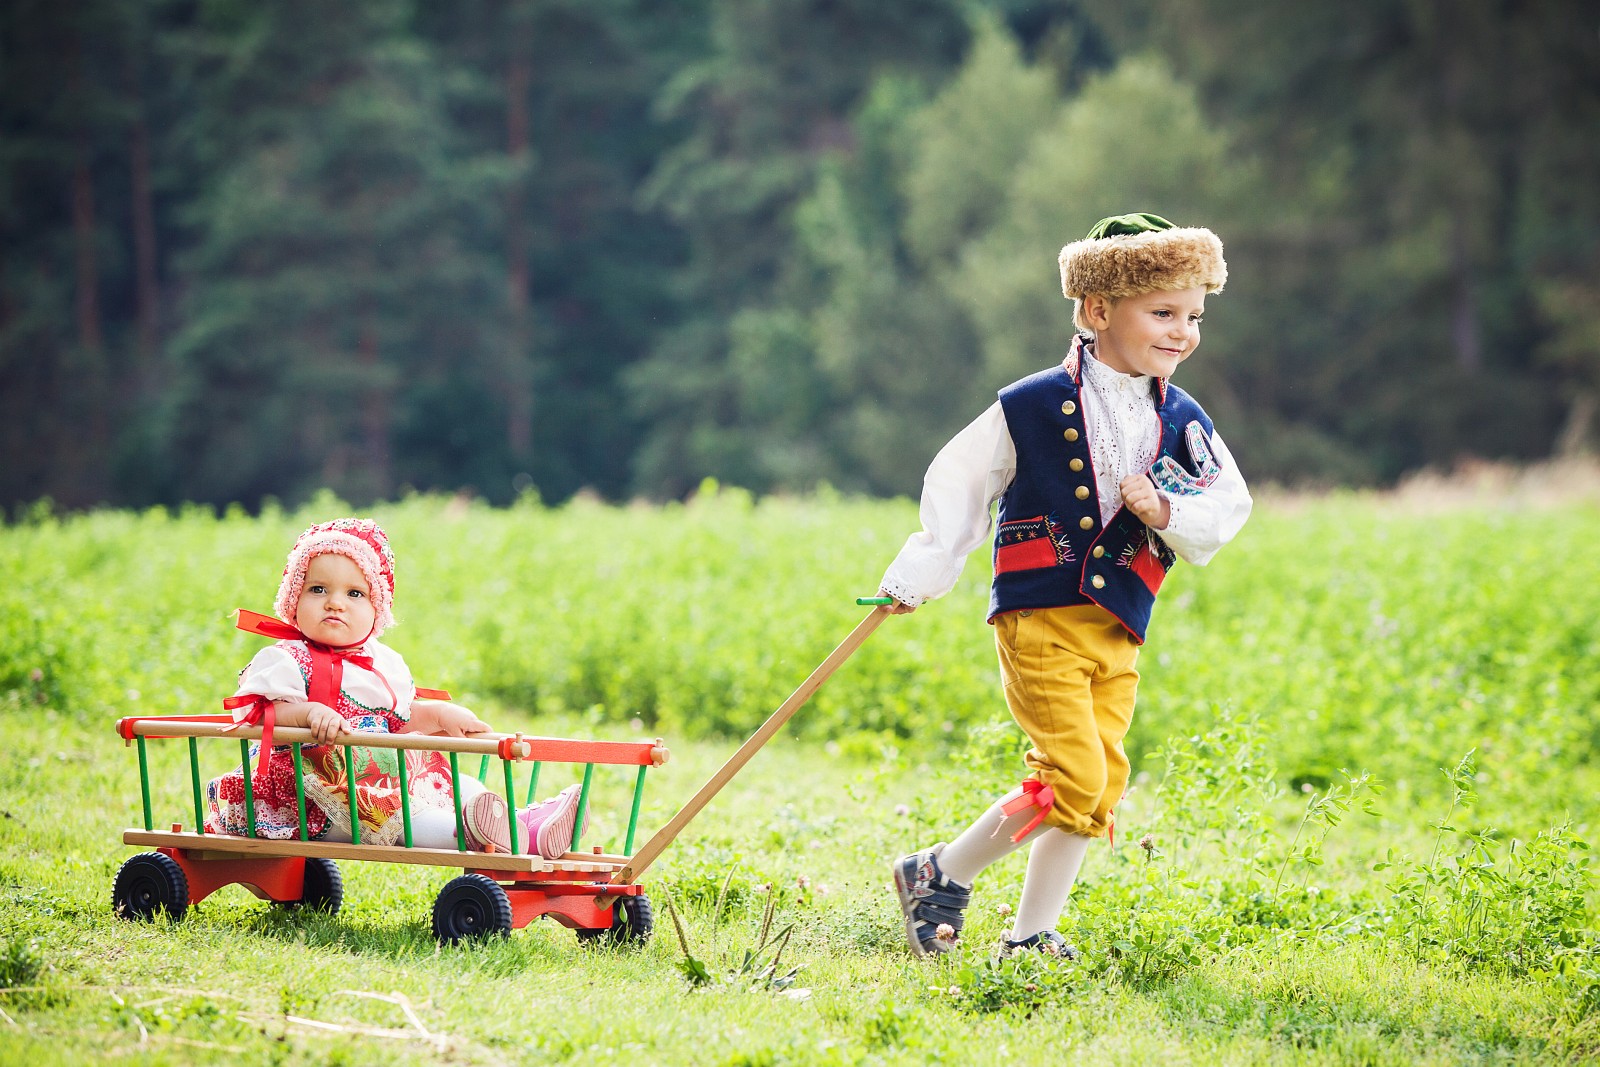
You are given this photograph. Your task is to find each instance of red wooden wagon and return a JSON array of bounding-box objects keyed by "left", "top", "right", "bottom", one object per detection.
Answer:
[
  {"left": 111, "top": 603, "right": 890, "bottom": 945},
  {"left": 112, "top": 718, "right": 668, "bottom": 943}
]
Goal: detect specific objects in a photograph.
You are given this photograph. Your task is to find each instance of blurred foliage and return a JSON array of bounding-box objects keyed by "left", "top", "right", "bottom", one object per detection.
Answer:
[{"left": 1, "top": 1, "right": 1596, "bottom": 514}]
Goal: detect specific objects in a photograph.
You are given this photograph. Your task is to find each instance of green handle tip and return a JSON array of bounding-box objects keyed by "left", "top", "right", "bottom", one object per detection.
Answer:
[{"left": 857, "top": 596, "right": 894, "bottom": 605}]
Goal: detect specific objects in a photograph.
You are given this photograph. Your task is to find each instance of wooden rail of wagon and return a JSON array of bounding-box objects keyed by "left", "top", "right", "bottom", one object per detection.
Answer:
[{"left": 117, "top": 716, "right": 667, "bottom": 865}]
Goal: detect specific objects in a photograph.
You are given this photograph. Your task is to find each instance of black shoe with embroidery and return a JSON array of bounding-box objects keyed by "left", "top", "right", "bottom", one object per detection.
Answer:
[
  {"left": 892, "top": 843, "right": 972, "bottom": 957},
  {"left": 996, "top": 927, "right": 1078, "bottom": 961}
]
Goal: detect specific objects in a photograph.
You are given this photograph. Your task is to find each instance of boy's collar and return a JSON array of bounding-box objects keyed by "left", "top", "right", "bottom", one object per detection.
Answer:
[{"left": 1064, "top": 334, "right": 1169, "bottom": 405}]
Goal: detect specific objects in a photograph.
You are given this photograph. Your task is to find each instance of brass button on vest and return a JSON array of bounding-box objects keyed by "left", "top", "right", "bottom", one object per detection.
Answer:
[
  {"left": 1091, "top": 574, "right": 1106, "bottom": 589},
  {"left": 1075, "top": 486, "right": 1090, "bottom": 500},
  {"left": 1063, "top": 428, "right": 1079, "bottom": 442},
  {"left": 1069, "top": 458, "right": 1084, "bottom": 472},
  {"left": 1079, "top": 516, "right": 1094, "bottom": 530},
  {"left": 1092, "top": 545, "right": 1106, "bottom": 558},
  {"left": 1060, "top": 400, "right": 1076, "bottom": 415}
]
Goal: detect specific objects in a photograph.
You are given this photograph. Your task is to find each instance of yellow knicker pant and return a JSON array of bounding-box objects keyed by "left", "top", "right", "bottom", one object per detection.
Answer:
[{"left": 994, "top": 604, "right": 1140, "bottom": 839}]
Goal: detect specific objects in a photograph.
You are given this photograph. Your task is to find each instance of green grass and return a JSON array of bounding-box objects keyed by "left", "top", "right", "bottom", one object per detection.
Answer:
[{"left": 0, "top": 489, "right": 1597, "bottom": 1064}]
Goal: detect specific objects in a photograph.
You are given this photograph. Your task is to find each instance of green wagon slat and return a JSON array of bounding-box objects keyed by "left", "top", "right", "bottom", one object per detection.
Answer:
[
  {"left": 137, "top": 736, "right": 152, "bottom": 832},
  {"left": 398, "top": 748, "right": 413, "bottom": 848},
  {"left": 625, "top": 764, "right": 648, "bottom": 855},
  {"left": 449, "top": 752, "right": 466, "bottom": 852},
  {"left": 573, "top": 763, "right": 595, "bottom": 853},
  {"left": 292, "top": 743, "right": 308, "bottom": 842},
  {"left": 187, "top": 737, "right": 205, "bottom": 835},
  {"left": 503, "top": 758, "right": 520, "bottom": 856},
  {"left": 240, "top": 739, "right": 257, "bottom": 839},
  {"left": 343, "top": 746, "right": 361, "bottom": 845}
]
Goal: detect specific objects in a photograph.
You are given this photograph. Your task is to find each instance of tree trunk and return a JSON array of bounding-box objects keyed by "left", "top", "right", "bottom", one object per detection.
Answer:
[
  {"left": 70, "top": 131, "right": 111, "bottom": 505},
  {"left": 72, "top": 136, "right": 104, "bottom": 358},
  {"left": 1556, "top": 390, "right": 1596, "bottom": 458},
  {"left": 504, "top": 35, "right": 534, "bottom": 460},
  {"left": 128, "top": 107, "right": 161, "bottom": 375},
  {"left": 359, "top": 312, "right": 392, "bottom": 498},
  {"left": 1448, "top": 224, "right": 1481, "bottom": 373}
]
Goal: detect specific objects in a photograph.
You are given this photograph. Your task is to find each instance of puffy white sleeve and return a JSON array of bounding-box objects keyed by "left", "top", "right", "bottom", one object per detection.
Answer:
[
  {"left": 371, "top": 642, "right": 415, "bottom": 724},
  {"left": 231, "top": 645, "right": 309, "bottom": 718},
  {"left": 879, "top": 402, "right": 1017, "bottom": 607},
  {"left": 1157, "top": 428, "right": 1252, "bottom": 565}
]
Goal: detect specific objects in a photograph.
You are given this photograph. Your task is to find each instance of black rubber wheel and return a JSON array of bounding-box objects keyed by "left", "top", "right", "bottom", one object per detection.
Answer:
[
  {"left": 432, "top": 874, "right": 512, "bottom": 944},
  {"left": 112, "top": 852, "right": 190, "bottom": 922},
  {"left": 576, "top": 892, "right": 654, "bottom": 946},
  {"left": 282, "top": 857, "right": 343, "bottom": 914}
]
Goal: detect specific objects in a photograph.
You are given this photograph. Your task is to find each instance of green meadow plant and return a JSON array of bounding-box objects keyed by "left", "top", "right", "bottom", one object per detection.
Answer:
[
  {"left": 1064, "top": 712, "right": 1374, "bottom": 987},
  {"left": 943, "top": 948, "right": 1083, "bottom": 1015},
  {"left": 4, "top": 490, "right": 1600, "bottom": 841},
  {"left": 664, "top": 885, "right": 804, "bottom": 994},
  {"left": 1272, "top": 769, "right": 1383, "bottom": 901},
  {"left": 1375, "top": 750, "right": 1592, "bottom": 973}
]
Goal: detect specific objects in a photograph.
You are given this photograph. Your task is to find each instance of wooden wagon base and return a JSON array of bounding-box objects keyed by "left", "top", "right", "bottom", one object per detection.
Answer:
[
  {"left": 123, "top": 830, "right": 628, "bottom": 876},
  {"left": 118, "top": 830, "right": 649, "bottom": 941}
]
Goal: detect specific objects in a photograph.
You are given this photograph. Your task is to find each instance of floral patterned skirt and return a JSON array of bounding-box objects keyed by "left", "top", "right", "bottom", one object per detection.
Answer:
[{"left": 205, "top": 739, "right": 459, "bottom": 845}]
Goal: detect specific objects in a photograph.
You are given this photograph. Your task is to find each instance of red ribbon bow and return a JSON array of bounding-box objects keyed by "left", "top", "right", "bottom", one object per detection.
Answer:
[
  {"left": 224, "top": 609, "right": 399, "bottom": 784},
  {"left": 993, "top": 778, "right": 1055, "bottom": 843}
]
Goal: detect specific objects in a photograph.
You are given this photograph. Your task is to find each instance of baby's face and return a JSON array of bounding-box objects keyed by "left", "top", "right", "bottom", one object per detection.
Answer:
[{"left": 295, "top": 553, "right": 376, "bottom": 646}]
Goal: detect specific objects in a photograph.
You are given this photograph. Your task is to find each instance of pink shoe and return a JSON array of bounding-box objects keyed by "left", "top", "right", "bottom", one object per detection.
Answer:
[
  {"left": 462, "top": 791, "right": 511, "bottom": 853},
  {"left": 519, "top": 785, "right": 587, "bottom": 859}
]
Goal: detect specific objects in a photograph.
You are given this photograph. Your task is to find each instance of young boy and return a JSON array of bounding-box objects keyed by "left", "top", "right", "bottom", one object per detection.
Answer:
[{"left": 880, "top": 212, "right": 1252, "bottom": 957}]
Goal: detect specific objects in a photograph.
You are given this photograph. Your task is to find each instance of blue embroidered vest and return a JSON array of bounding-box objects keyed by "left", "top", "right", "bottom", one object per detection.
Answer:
[{"left": 988, "top": 344, "right": 1214, "bottom": 643}]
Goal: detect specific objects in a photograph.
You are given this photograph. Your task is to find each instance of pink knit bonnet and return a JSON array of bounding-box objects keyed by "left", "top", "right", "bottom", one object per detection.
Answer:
[{"left": 273, "top": 518, "right": 397, "bottom": 639}]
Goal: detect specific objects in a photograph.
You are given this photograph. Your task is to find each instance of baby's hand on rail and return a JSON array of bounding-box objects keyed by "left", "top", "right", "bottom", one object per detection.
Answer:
[
  {"left": 426, "top": 701, "right": 492, "bottom": 737},
  {"left": 305, "top": 702, "right": 349, "bottom": 744}
]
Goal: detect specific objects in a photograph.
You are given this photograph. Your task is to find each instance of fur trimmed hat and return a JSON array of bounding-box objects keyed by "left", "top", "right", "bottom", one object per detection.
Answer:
[
  {"left": 1060, "top": 212, "right": 1227, "bottom": 330},
  {"left": 274, "top": 518, "right": 397, "bottom": 640}
]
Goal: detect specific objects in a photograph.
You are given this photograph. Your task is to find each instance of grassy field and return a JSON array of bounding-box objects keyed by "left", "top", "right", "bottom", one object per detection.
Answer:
[{"left": 0, "top": 483, "right": 1596, "bottom": 1064}]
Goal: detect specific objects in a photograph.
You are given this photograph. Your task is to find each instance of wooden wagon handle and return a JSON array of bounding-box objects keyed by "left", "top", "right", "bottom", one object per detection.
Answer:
[{"left": 613, "top": 604, "right": 891, "bottom": 885}]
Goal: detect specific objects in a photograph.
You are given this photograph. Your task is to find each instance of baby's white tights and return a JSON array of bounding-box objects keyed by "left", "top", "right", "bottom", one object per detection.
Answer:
[{"left": 319, "top": 775, "right": 488, "bottom": 850}]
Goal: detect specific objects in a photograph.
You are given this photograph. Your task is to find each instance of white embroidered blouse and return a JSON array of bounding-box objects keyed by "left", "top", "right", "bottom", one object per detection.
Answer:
[{"left": 232, "top": 639, "right": 416, "bottom": 723}]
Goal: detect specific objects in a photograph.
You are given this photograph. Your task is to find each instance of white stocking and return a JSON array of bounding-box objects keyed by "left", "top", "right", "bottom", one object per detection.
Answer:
[
  {"left": 1009, "top": 829, "right": 1091, "bottom": 941},
  {"left": 411, "top": 807, "right": 468, "bottom": 850}
]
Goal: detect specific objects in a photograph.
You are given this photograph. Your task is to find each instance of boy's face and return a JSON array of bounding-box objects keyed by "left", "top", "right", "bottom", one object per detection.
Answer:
[
  {"left": 295, "top": 553, "right": 376, "bottom": 646},
  {"left": 1084, "top": 287, "right": 1207, "bottom": 380}
]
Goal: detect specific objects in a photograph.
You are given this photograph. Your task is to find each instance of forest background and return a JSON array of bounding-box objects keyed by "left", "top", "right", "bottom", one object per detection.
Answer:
[{"left": 3, "top": 0, "right": 1598, "bottom": 515}]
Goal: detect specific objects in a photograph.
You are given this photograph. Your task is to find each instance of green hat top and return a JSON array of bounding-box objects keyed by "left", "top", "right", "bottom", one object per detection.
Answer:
[{"left": 1083, "top": 212, "right": 1176, "bottom": 241}]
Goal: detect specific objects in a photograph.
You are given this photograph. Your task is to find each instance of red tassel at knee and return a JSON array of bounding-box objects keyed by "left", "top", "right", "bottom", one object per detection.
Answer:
[{"left": 993, "top": 778, "right": 1054, "bottom": 843}]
